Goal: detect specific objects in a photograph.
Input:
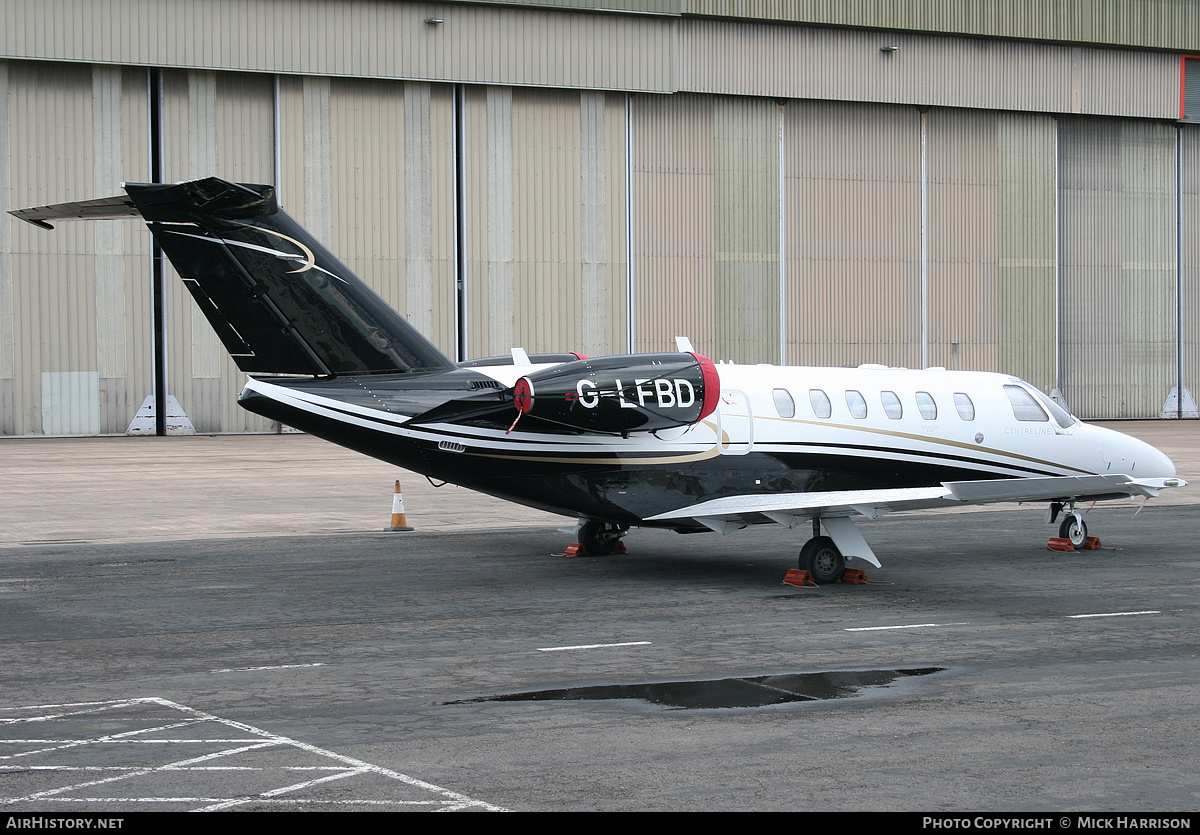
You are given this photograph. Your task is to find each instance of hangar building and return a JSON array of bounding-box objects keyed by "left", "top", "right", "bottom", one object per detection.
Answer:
[{"left": 1, "top": 0, "right": 1198, "bottom": 434}]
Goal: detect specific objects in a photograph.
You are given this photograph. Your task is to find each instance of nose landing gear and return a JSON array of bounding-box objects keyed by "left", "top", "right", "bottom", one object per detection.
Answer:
[
  {"left": 1058, "top": 513, "right": 1088, "bottom": 548},
  {"left": 1048, "top": 500, "right": 1089, "bottom": 548}
]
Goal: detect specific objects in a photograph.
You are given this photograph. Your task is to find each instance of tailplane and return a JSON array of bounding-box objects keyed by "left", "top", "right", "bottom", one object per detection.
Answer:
[{"left": 11, "top": 177, "right": 455, "bottom": 376}]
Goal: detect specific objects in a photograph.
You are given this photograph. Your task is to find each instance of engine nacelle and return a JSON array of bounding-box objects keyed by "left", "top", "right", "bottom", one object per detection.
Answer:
[{"left": 510, "top": 352, "right": 719, "bottom": 434}]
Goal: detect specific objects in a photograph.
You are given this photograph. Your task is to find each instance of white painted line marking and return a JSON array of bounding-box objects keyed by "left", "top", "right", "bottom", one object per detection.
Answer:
[
  {"left": 1067, "top": 610, "right": 1161, "bottom": 619},
  {"left": 0, "top": 697, "right": 507, "bottom": 812},
  {"left": 537, "top": 641, "right": 651, "bottom": 652},
  {"left": 844, "top": 623, "right": 967, "bottom": 632},
  {"left": 211, "top": 663, "right": 326, "bottom": 673}
]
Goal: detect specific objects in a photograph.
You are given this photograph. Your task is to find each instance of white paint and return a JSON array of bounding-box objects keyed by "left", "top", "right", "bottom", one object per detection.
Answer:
[
  {"left": 1066, "top": 610, "right": 1160, "bottom": 619},
  {"left": 126, "top": 393, "right": 195, "bottom": 435},
  {"left": 844, "top": 623, "right": 964, "bottom": 631},
  {"left": 1160, "top": 386, "right": 1198, "bottom": 419},
  {"left": 41, "top": 372, "right": 100, "bottom": 436},
  {"left": 537, "top": 641, "right": 651, "bottom": 652},
  {"left": 0, "top": 697, "right": 506, "bottom": 812},
  {"left": 211, "top": 663, "right": 326, "bottom": 673}
]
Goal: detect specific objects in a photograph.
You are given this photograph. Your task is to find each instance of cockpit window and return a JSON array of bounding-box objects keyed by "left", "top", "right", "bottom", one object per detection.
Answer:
[
  {"left": 1003, "top": 381, "right": 1080, "bottom": 427},
  {"left": 845, "top": 390, "right": 868, "bottom": 419},
  {"left": 809, "top": 389, "right": 832, "bottom": 419},
  {"left": 773, "top": 388, "right": 795, "bottom": 418},
  {"left": 953, "top": 393, "right": 975, "bottom": 421},
  {"left": 881, "top": 391, "right": 903, "bottom": 420},
  {"left": 1004, "top": 385, "right": 1048, "bottom": 422},
  {"left": 915, "top": 391, "right": 937, "bottom": 420},
  {"left": 1036, "top": 389, "right": 1077, "bottom": 430}
]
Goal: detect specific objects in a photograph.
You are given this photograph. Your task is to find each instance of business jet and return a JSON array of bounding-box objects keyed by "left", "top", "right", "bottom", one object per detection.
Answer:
[{"left": 11, "top": 177, "right": 1186, "bottom": 583}]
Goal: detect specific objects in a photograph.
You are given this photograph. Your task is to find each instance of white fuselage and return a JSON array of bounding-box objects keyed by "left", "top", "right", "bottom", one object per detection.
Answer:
[{"left": 460, "top": 360, "right": 1176, "bottom": 484}]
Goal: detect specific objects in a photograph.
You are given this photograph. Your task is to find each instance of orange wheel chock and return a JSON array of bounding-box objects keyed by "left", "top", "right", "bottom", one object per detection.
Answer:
[
  {"left": 1047, "top": 537, "right": 1075, "bottom": 552},
  {"left": 783, "top": 569, "right": 814, "bottom": 587},
  {"left": 841, "top": 568, "right": 869, "bottom": 584}
]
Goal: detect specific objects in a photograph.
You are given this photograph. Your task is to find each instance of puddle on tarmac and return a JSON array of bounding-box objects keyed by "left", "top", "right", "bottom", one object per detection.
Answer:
[{"left": 448, "top": 667, "right": 943, "bottom": 710}]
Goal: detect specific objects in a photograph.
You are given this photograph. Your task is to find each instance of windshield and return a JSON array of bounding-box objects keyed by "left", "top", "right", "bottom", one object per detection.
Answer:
[
  {"left": 1034, "top": 385, "right": 1077, "bottom": 429},
  {"left": 1006, "top": 379, "right": 1077, "bottom": 430}
]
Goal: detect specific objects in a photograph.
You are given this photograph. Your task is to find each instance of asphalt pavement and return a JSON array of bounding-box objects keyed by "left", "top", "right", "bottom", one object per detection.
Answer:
[{"left": 1, "top": 422, "right": 1197, "bottom": 812}]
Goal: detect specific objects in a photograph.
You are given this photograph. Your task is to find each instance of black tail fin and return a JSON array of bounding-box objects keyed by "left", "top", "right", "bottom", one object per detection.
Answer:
[{"left": 13, "top": 177, "right": 455, "bottom": 377}]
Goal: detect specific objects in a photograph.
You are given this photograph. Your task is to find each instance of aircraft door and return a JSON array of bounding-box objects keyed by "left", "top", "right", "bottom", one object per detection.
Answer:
[{"left": 717, "top": 390, "right": 753, "bottom": 455}]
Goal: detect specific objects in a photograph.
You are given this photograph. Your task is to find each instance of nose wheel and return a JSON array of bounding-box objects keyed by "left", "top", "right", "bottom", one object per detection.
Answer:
[
  {"left": 799, "top": 536, "right": 846, "bottom": 585},
  {"left": 1058, "top": 513, "right": 1088, "bottom": 548}
]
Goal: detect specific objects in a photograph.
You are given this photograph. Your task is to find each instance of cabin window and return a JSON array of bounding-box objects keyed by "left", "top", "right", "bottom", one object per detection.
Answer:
[
  {"left": 881, "top": 391, "right": 903, "bottom": 420},
  {"left": 916, "top": 391, "right": 937, "bottom": 420},
  {"left": 953, "top": 392, "right": 975, "bottom": 421},
  {"left": 1004, "top": 385, "right": 1049, "bottom": 422},
  {"left": 809, "top": 389, "right": 832, "bottom": 419},
  {"left": 773, "top": 388, "right": 796, "bottom": 418},
  {"left": 845, "top": 390, "right": 868, "bottom": 419}
]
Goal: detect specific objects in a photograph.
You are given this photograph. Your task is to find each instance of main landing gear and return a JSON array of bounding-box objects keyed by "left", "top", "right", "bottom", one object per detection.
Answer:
[
  {"left": 798, "top": 519, "right": 847, "bottom": 584},
  {"left": 579, "top": 519, "right": 628, "bottom": 557}
]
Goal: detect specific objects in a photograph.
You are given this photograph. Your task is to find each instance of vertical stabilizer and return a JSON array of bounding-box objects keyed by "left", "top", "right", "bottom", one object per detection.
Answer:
[{"left": 13, "top": 177, "right": 456, "bottom": 377}]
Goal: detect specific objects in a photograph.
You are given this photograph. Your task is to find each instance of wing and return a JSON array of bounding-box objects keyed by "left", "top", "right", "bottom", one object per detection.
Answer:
[{"left": 645, "top": 474, "right": 1184, "bottom": 534}]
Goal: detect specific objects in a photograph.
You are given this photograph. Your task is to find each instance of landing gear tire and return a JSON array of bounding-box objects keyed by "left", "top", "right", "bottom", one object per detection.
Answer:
[
  {"left": 799, "top": 536, "right": 846, "bottom": 584},
  {"left": 580, "top": 520, "right": 624, "bottom": 557},
  {"left": 1058, "top": 514, "right": 1087, "bottom": 548}
]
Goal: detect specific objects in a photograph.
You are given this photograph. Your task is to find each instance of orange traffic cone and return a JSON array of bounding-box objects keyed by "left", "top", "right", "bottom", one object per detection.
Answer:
[{"left": 387, "top": 481, "right": 414, "bottom": 531}]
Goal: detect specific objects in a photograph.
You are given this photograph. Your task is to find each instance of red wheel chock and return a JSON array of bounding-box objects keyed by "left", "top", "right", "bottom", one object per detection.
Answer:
[
  {"left": 1048, "top": 535, "right": 1103, "bottom": 552},
  {"left": 562, "top": 540, "right": 628, "bottom": 558},
  {"left": 841, "top": 568, "right": 869, "bottom": 584},
  {"left": 784, "top": 567, "right": 869, "bottom": 586},
  {"left": 783, "top": 569, "right": 814, "bottom": 587}
]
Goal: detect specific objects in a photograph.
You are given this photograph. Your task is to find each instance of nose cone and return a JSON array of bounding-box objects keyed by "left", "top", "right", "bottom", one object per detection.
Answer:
[
  {"left": 1135, "top": 440, "right": 1177, "bottom": 478},
  {"left": 1090, "top": 424, "right": 1177, "bottom": 478}
]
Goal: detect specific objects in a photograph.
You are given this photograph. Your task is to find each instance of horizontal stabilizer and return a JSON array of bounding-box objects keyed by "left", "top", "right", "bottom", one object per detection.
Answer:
[{"left": 9, "top": 194, "right": 140, "bottom": 228}]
